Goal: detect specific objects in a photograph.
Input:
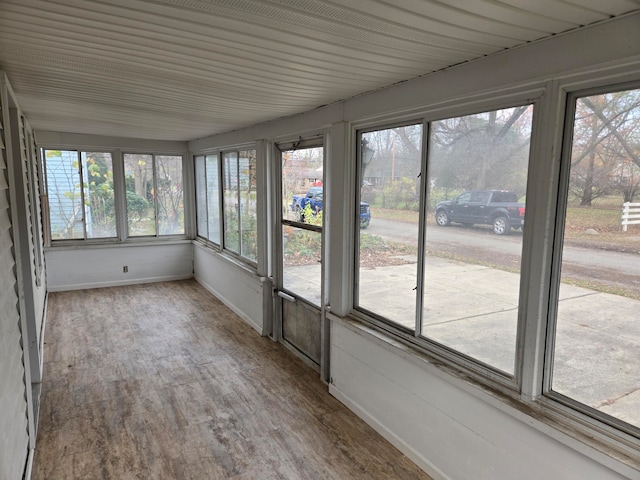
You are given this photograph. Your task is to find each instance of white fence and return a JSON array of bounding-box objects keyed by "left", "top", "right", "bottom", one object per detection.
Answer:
[{"left": 621, "top": 202, "right": 640, "bottom": 232}]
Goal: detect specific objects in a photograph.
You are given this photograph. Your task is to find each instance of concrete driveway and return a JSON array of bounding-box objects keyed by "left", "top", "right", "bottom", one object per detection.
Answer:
[{"left": 284, "top": 256, "right": 640, "bottom": 430}]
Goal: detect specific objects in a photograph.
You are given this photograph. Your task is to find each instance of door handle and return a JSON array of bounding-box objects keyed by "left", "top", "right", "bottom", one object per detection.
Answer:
[{"left": 277, "top": 291, "right": 296, "bottom": 302}]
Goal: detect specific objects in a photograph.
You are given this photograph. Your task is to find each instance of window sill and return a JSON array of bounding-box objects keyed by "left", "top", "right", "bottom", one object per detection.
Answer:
[
  {"left": 45, "top": 237, "right": 192, "bottom": 251},
  {"left": 328, "top": 312, "right": 640, "bottom": 478}
]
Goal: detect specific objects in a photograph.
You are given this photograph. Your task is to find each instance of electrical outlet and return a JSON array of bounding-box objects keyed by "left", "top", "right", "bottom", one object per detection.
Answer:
[{"left": 123, "top": 266, "right": 128, "bottom": 273}]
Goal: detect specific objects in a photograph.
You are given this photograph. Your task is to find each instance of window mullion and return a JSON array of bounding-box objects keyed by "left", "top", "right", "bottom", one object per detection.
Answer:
[
  {"left": 236, "top": 152, "right": 242, "bottom": 252},
  {"left": 218, "top": 152, "right": 224, "bottom": 248},
  {"left": 77, "top": 151, "right": 88, "bottom": 240},
  {"left": 203, "top": 157, "right": 209, "bottom": 240},
  {"left": 414, "top": 121, "right": 430, "bottom": 336},
  {"left": 152, "top": 154, "right": 159, "bottom": 237},
  {"left": 518, "top": 80, "right": 563, "bottom": 401},
  {"left": 112, "top": 149, "right": 126, "bottom": 241}
]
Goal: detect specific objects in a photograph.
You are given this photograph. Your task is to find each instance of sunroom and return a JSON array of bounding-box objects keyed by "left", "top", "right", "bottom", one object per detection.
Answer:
[{"left": 1, "top": 1, "right": 640, "bottom": 479}]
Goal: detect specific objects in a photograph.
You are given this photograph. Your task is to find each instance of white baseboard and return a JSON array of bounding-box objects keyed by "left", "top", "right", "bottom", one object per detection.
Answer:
[
  {"left": 46, "top": 274, "right": 194, "bottom": 292},
  {"left": 195, "top": 276, "right": 263, "bottom": 334},
  {"left": 329, "top": 384, "right": 450, "bottom": 480},
  {"left": 23, "top": 447, "right": 35, "bottom": 480}
]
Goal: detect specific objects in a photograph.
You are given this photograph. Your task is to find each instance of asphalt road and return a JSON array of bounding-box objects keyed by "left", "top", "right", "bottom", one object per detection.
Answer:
[{"left": 366, "top": 217, "right": 640, "bottom": 277}]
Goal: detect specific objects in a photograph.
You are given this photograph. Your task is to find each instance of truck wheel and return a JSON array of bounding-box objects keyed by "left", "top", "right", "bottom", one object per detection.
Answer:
[
  {"left": 493, "top": 216, "right": 510, "bottom": 235},
  {"left": 360, "top": 218, "right": 370, "bottom": 229},
  {"left": 435, "top": 210, "right": 451, "bottom": 226},
  {"left": 295, "top": 205, "right": 305, "bottom": 222}
]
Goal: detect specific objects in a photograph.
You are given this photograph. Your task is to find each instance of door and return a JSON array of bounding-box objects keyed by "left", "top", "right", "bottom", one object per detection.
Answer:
[
  {"left": 450, "top": 191, "right": 472, "bottom": 222},
  {"left": 274, "top": 141, "right": 324, "bottom": 368}
]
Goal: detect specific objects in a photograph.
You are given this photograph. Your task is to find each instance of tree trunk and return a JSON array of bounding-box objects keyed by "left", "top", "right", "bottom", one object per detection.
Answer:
[{"left": 580, "top": 151, "right": 596, "bottom": 206}]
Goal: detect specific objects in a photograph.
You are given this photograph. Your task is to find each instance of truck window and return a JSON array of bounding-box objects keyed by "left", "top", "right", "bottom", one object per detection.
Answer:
[
  {"left": 471, "top": 191, "right": 490, "bottom": 203},
  {"left": 492, "top": 191, "right": 517, "bottom": 202},
  {"left": 457, "top": 192, "right": 471, "bottom": 203}
]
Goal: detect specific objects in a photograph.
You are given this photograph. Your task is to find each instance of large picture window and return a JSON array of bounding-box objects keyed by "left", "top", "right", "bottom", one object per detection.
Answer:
[
  {"left": 356, "top": 104, "right": 533, "bottom": 378},
  {"left": 549, "top": 86, "right": 640, "bottom": 431},
  {"left": 424, "top": 106, "right": 532, "bottom": 375},
  {"left": 355, "top": 89, "right": 640, "bottom": 447},
  {"left": 44, "top": 149, "right": 116, "bottom": 240}
]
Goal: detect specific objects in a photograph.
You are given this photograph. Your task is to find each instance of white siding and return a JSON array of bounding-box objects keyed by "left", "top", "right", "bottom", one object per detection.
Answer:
[
  {"left": 0, "top": 90, "right": 29, "bottom": 480},
  {"left": 9, "top": 108, "right": 47, "bottom": 386}
]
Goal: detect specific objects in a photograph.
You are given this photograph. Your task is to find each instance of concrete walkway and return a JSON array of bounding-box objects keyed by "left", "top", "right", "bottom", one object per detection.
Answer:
[{"left": 283, "top": 256, "right": 640, "bottom": 429}]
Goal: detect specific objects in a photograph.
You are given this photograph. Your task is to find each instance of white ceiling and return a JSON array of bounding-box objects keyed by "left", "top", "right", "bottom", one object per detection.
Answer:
[{"left": 1, "top": 0, "right": 640, "bottom": 141}]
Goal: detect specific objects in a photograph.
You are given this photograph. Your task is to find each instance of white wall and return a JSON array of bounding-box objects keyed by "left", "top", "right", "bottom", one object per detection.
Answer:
[
  {"left": 329, "top": 318, "right": 633, "bottom": 480},
  {"left": 193, "top": 242, "right": 264, "bottom": 334},
  {"left": 45, "top": 242, "right": 193, "bottom": 291}
]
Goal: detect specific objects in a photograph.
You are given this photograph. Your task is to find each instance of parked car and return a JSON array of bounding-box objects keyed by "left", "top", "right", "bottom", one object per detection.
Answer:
[
  {"left": 291, "top": 187, "right": 371, "bottom": 228},
  {"left": 434, "top": 190, "right": 525, "bottom": 235}
]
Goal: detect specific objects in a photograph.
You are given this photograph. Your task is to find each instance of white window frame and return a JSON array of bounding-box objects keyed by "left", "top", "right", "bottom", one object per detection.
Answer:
[
  {"left": 348, "top": 77, "right": 640, "bottom": 464},
  {"left": 193, "top": 144, "right": 258, "bottom": 267},
  {"left": 194, "top": 152, "right": 222, "bottom": 248},
  {"left": 122, "top": 152, "right": 187, "bottom": 239},
  {"left": 537, "top": 80, "right": 640, "bottom": 450},
  {"left": 42, "top": 147, "right": 188, "bottom": 245},
  {"left": 42, "top": 148, "right": 119, "bottom": 243},
  {"left": 353, "top": 97, "right": 539, "bottom": 391}
]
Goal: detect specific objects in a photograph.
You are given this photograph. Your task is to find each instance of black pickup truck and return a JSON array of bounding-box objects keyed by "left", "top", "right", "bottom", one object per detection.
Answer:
[{"left": 434, "top": 190, "right": 525, "bottom": 235}]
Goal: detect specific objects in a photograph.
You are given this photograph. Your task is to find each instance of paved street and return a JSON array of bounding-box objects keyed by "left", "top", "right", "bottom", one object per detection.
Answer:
[{"left": 369, "top": 217, "right": 640, "bottom": 275}]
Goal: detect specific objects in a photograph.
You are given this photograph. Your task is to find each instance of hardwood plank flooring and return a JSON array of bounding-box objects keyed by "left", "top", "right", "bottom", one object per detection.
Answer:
[{"left": 33, "top": 280, "right": 432, "bottom": 480}]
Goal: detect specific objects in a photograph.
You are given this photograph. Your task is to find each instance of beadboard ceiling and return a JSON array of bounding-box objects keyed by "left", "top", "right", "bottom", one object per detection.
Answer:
[{"left": 1, "top": 0, "right": 639, "bottom": 141}]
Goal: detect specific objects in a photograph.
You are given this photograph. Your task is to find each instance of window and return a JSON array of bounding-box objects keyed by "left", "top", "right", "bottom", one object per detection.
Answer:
[
  {"left": 124, "top": 153, "right": 184, "bottom": 237},
  {"left": 222, "top": 149, "right": 257, "bottom": 262},
  {"left": 357, "top": 124, "right": 423, "bottom": 328},
  {"left": 195, "top": 155, "right": 208, "bottom": 238},
  {"left": 44, "top": 149, "right": 116, "bottom": 240},
  {"left": 280, "top": 144, "right": 324, "bottom": 306},
  {"left": 356, "top": 104, "right": 533, "bottom": 377},
  {"left": 195, "top": 154, "right": 221, "bottom": 244},
  {"left": 194, "top": 148, "right": 256, "bottom": 264},
  {"left": 43, "top": 149, "right": 185, "bottom": 243},
  {"left": 355, "top": 89, "right": 640, "bottom": 450},
  {"left": 549, "top": 86, "right": 640, "bottom": 432},
  {"left": 424, "top": 106, "right": 532, "bottom": 375}
]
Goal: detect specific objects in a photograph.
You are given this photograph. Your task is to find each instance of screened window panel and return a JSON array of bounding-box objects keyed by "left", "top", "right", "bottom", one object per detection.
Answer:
[
  {"left": 206, "top": 154, "right": 221, "bottom": 245},
  {"left": 45, "top": 150, "right": 84, "bottom": 240},
  {"left": 356, "top": 125, "right": 422, "bottom": 329},
  {"left": 239, "top": 150, "right": 257, "bottom": 261},
  {"left": 423, "top": 105, "right": 533, "bottom": 375},
  {"left": 551, "top": 89, "right": 640, "bottom": 430},
  {"left": 81, "top": 152, "right": 116, "bottom": 238},
  {"left": 195, "top": 155, "right": 208, "bottom": 238},
  {"left": 155, "top": 155, "right": 184, "bottom": 235},
  {"left": 222, "top": 151, "right": 239, "bottom": 253},
  {"left": 124, "top": 154, "right": 156, "bottom": 237}
]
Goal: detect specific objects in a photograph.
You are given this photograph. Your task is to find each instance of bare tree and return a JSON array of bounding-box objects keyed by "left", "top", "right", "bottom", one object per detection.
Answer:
[{"left": 571, "top": 90, "right": 640, "bottom": 205}]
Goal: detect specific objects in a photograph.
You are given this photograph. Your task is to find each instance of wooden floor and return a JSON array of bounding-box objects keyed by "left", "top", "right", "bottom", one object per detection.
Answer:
[{"left": 33, "top": 280, "right": 431, "bottom": 479}]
